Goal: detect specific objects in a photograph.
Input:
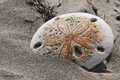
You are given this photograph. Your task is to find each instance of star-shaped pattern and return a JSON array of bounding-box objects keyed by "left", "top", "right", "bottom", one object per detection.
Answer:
[{"left": 42, "top": 16, "right": 103, "bottom": 60}]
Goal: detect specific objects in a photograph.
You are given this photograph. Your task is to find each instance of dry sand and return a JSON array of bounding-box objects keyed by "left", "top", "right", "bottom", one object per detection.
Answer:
[{"left": 0, "top": 0, "right": 120, "bottom": 80}]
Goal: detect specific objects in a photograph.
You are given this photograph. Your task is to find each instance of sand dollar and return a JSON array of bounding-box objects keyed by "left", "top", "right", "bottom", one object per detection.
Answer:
[{"left": 30, "top": 13, "right": 114, "bottom": 69}]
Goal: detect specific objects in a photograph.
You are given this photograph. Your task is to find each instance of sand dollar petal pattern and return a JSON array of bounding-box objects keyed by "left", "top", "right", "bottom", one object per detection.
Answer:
[{"left": 30, "top": 13, "right": 114, "bottom": 69}]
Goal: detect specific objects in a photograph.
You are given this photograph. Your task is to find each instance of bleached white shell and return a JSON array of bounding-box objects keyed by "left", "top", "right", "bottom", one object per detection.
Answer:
[{"left": 30, "top": 13, "right": 114, "bottom": 69}]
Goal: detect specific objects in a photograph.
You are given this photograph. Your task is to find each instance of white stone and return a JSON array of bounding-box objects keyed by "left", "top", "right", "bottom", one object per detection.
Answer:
[{"left": 30, "top": 13, "right": 114, "bottom": 69}]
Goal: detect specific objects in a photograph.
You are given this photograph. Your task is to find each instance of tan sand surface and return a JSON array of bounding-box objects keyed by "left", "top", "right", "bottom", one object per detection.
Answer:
[{"left": 0, "top": 0, "right": 120, "bottom": 80}]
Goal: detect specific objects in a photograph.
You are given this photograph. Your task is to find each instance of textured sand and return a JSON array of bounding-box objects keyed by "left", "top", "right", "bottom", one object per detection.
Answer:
[{"left": 0, "top": 0, "right": 120, "bottom": 80}]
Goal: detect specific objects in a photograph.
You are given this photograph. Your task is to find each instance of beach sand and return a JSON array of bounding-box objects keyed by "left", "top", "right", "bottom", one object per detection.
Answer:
[{"left": 0, "top": 0, "right": 120, "bottom": 80}]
